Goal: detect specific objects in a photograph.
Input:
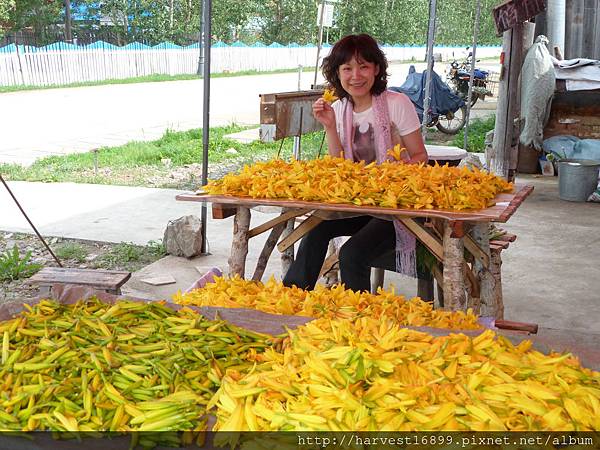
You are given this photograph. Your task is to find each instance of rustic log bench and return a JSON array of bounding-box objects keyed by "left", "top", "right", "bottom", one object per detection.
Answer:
[{"left": 27, "top": 267, "right": 131, "bottom": 296}]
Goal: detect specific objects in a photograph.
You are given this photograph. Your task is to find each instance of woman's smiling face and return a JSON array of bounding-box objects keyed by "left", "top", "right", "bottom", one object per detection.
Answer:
[{"left": 338, "top": 55, "right": 379, "bottom": 100}]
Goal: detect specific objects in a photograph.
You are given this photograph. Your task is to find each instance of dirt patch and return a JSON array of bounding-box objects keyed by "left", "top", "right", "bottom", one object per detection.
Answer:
[{"left": 0, "top": 232, "right": 165, "bottom": 305}]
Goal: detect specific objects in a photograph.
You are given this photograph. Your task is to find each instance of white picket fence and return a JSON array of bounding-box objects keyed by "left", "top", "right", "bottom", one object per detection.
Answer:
[{"left": 0, "top": 41, "right": 501, "bottom": 87}]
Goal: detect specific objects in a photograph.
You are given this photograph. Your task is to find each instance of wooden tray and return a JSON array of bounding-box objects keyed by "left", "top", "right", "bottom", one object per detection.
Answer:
[{"left": 176, "top": 184, "right": 534, "bottom": 223}]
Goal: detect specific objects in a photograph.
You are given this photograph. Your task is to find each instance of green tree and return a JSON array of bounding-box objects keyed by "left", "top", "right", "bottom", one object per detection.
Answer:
[
  {"left": 0, "top": 0, "right": 62, "bottom": 35},
  {"left": 0, "top": 0, "right": 16, "bottom": 30},
  {"left": 213, "top": 0, "right": 260, "bottom": 43},
  {"left": 256, "top": 0, "right": 319, "bottom": 45}
]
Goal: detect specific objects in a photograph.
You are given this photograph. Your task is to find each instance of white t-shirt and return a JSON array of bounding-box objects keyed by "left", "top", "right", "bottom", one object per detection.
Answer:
[{"left": 331, "top": 91, "right": 421, "bottom": 163}]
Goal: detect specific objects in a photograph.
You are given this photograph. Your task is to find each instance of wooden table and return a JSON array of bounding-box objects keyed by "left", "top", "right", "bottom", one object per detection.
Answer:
[{"left": 176, "top": 184, "right": 533, "bottom": 316}]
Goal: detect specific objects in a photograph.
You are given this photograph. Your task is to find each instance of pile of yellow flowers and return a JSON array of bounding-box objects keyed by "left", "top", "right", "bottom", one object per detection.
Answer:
[
  {"left": 0, "top": 298, "right": 270, "bottom": 446},
  {"left": 173, "top": 276, "right": 481, "bottom": 330},
  {"left": 210, "top": 317, "right": 600, "bottom": 435},
  {"left": 205, "top": 156, "right": 513, "bottom": 211}
]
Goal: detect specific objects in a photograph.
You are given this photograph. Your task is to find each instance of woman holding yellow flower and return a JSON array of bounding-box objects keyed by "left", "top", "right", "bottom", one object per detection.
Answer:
[{"left": 283, "top": 33, "right": 428, "bottom": 293}]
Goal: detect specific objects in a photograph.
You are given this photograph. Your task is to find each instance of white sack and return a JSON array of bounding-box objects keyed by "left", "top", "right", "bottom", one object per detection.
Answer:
[{"left": 520, "top": 36, "right": 556, "bottom": 150}]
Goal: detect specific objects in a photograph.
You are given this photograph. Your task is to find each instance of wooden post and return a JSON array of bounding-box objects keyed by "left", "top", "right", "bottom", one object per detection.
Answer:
[
  {"left": 227, "top": 207, "right": 250, "bottom": 278},
  {"left": 590, "top": 0, "right": 600, "bottom": 60},
  {"left": 442, "top": 221, "right": 466, "bottom": 311},
  {"left": 565, "top": 0, "right": 584, "bottom": 59},
  {"left": 546, "top": 0, "right": 566, "bottom": 55},
  {"left": 469, "top": 223, "right": 500, "bottom": 317},
  {"left": 489, "top": 22, "right": 524, "bottom": 181},
  {"left": 489, "top": 249, "right": 505, "bottom": 319},
  {"left": 522, "top": 22, "right": 536, "bottom": 56},
  {"left": 280, "top": 219, "right": 295, "bottom": 276}
]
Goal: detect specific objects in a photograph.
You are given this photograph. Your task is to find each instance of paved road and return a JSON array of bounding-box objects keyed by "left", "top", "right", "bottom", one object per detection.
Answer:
[{"left": 0, "top": 62, "right": 499, "bottom": 166}]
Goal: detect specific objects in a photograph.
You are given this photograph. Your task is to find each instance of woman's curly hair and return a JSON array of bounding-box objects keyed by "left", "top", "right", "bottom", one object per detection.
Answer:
[{"left": 322, "top": 33, "right": 389, "bottom": 100}]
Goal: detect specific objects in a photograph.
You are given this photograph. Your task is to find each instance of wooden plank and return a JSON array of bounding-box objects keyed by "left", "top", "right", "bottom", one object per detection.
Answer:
[
  {"left": 494, "top": 319, "right": 538, "bottom": 334},
  {"left": 176, "top": 184, "right": 533, "bottom": 223},
  {"left": 498, "top": 185, "right": 534, "bottom": 222},
  {"left": 277, "top": 215, "right": 323, "bottom": 253},
  {"left": 397, "top": 218, "right": 444, "bottom": 262},
  {"left": 464, "top": 234, "right": 491, "bottom": 268},
  {"left": 28, "top": 268, "right": 131, "bottom": 290},
  {"left": 492, "top": 0, "right": 546, "bottom": 35},
  {"left": 490, "top": 240, "right": 510, "bottom": 249},
  {"left": 212, "top": 203, "right": 237, "bottom": 219},
  {"left": 494, "top": 233, "right": 517, "bottom": 242},
  {"left": 248, "top": 208, "right": 312, "bottom": 239},
  {"left": 319, "top": 252, "right": 340, "bottom": 280}
]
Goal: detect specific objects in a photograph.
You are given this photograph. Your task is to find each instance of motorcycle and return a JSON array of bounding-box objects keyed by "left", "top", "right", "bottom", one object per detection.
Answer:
[
  {"left": 390, "top": 65, "right": 467, "bottom": 135},
  {"left": 447, "top": 48, "right": 492, "bottom": 106}
]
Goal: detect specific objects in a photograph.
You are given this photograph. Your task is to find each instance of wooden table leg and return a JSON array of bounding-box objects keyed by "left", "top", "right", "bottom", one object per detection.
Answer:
[
  {"left": 490, "top": 249, "right": 505, "bottom": 319},
  {"left": 228, "top": 206, "right": 250, "bottom": 278},
  {"left": 470, "top": 222, "right": 499, "bottom": 317},
  {"left": 252, "top": 222, "right": 286, "bottom": 281},
  {"left": 443, "top": 221, "right": 466, "bottom": 311},
  {"left": 280, "top": 219, "right": 295, "bottom": 276}
]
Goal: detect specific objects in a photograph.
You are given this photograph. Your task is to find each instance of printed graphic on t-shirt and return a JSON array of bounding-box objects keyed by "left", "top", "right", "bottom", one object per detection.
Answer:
[{"left": 352, "top": 121, "right": 376, "bottom": 163}]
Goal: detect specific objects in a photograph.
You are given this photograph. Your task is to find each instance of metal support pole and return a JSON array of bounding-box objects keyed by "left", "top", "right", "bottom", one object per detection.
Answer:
[
  {"left": 0, "top": 174, "right": 62, "bottom": 267},
  {"left": 463, "top": 0, "right": 482, "bottom": 151},
  {"left": 196, "top": 13, "right": 203, "bottom": 75},
  {"left": 422, "top": 0, "right": 437, "bottom": 138},
  {"left": 313, "top": 0, "right": 326, "bottom": 87},
  {"left": 546, "top": 0, "right": 566, "bottom": 54},
  {"left": 200, "top": 0, "right": 211, "bottom": 255}
]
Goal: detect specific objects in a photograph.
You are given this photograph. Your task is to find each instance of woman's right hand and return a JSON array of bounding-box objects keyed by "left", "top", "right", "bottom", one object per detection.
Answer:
[{"left": 312, "top": 98, "right": 336, "bottom": 131}]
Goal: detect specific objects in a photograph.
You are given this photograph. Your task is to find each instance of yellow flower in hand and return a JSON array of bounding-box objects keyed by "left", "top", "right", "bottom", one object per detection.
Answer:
[{"left": 322, "top": 88, "right": 338, "bottom": 104}]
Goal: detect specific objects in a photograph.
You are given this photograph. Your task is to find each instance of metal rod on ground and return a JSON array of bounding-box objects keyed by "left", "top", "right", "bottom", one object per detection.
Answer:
[
  {"left": 463, "top": 0, "right": 482, "bottom": 151},
  {"left": 422, "top": 0, "right": 438, "bottom": 139},
  {"left": 200, "top": 0, "right": 212, "bottom": 255},
  {"left": 313, "top": 0, "right": 326, "bottom": 87},
  {"left": 0, "top": 173, "right": 62, "bottom": 267}
]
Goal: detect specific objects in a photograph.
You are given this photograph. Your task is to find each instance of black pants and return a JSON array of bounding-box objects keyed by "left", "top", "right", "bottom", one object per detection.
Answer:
[{"left": 282, "top": 216, "right": 396, "bottom": 292}]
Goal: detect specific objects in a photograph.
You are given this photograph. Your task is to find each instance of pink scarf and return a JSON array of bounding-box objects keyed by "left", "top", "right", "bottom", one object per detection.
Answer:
[{"left": 340, "top": 90, "right": 417, "bottom": 278}]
